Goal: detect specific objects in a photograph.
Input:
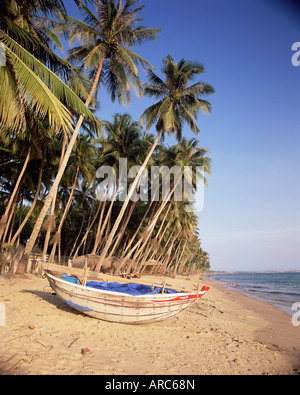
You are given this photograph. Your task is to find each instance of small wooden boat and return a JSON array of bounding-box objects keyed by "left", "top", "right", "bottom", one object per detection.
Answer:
[{"left": 43, "top": 269, "right": 210, "bottom": 324}]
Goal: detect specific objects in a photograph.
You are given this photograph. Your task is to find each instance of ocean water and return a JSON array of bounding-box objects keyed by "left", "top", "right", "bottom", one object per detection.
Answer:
[{"left": 208, "top": 272, "right": 300, "bottom": 317}]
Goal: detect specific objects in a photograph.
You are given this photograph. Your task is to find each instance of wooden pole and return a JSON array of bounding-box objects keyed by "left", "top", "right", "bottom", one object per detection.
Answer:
[
  {"left": 83, "top": 256, "right": 89, "bottom": 286},
  {"left": 161, "top": 279, "right": 166, "bottom": 294}
]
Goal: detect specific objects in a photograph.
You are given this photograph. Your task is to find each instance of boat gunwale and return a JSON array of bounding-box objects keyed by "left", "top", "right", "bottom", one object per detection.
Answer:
[{"left": 44, "top": 270, "right": 203, "bottom": 300}]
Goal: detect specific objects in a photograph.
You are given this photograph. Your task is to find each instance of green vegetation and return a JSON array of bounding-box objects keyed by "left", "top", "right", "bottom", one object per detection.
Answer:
[{"left": 0, "top": 0, "right": 213, "bottom": 276}]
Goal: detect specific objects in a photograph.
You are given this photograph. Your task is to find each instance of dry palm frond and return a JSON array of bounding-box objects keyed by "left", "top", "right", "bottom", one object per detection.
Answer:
[{"left": 43, "top": 214, "right": 56, "bottom": 233}]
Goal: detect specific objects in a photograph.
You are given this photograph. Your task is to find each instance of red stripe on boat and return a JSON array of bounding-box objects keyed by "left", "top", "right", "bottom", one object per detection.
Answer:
[{"left": 151, "top": 286, "right": 210, "bottom": 303}]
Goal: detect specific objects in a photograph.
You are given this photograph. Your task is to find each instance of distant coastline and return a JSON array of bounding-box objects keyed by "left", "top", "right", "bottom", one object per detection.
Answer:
[
  {"left": 208, "top": 270, "right": 300, "bottom": 275},
  {"left": 207, "top": 271, "right": 300, "bottom": 317}
]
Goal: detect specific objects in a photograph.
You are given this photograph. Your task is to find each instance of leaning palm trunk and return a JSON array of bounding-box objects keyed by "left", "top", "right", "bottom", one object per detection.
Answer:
[
  {"left": 166, "top": 241, "right": 181, "bottom": 273},
  {"left": 174, "top": 239, "right": 187, "bottom": 275},
  {"left": 136, "top": 200, "right": 173, "bottom": 267},
  {"left": 151, "top": 199, "right": 173, "bottom": 244},
  {"left": 42, "top": 197, "right": 56, "bottom": 262},
  {"left": 48, "top": 164, "right": 79, "bottom": 266},
  {"left": 73, "top": 200, "right": 103, "bottom": 259},
  {"left": 42, "top": 135, "right": 67, "bottom": 261},
  {"left": 2, "top": 182, "right": 22, "bottom": 244},
  {"left": 108, "top": 200, "right": 137, "bottom": 258},
  {"left": 113, "top": 175, "right": 181, "bottom": 275},
  {"left": 149, "top": 226, "right": 176, "bottom": 275},
  {"left": 97, "top": 129, "right": 163, "bottom": 266},
  {"left": 142, "top": 213, "right": 174, "bottom": 274},
  {"left": 10, "top": 158, "right": 45, "bottom": 246},
  {"left": 91, "top": 179, "right": 120, "bottom": 254},
  {"left": 166, "top": 237, "right": 183, "bottom": 273},
  {"left": 16, "top": 60, "right": 104, "bottom": 274},
  {"left": 160, "top": 227, "right": 176, "bottom": 259},
  {"left": 160, "top": 239, "right": 175, "bottom": 273},
  {"left": 133, "top": 178, "right": 182, "bottom": 273},
  {"left": 90, "top": 200, "right": 106, "bottom": 254},
  {"left": 5, "top": 197, "right": 18, "bottom": 245},
  {"left": 136, "top": 238, "right": 156, "bottom": 273},
  {"left": 68, "top": 219, "right": 84, "bottom": 258},
  {"left": 11, "top": 197, "right": 23, "bottom": 247},
  {"left": 108, "top": 174, "right": 144, "bottom": 257},
  {"left": 121, "top": 198, "right": 156, "bottom": 258},
  {"left": 0, "top": 147, "right": 31, "bottom": 242},
  {"left": 154, "top": 213, "right": 174, "bottom": 254},
  {"left": 178, "top": 256, "right": 189, "bottom": 273},
  {"left": 91, "top": 186, "right": 110, "bottom": 255}
]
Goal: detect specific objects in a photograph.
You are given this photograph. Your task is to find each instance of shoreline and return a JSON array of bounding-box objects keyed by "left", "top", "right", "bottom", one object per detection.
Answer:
[
  {"left": 205, "top": 277, "right": 300, "bottom": 372},
  {"left": 207, "top": 272, "right": 299, "bottom": 318},
  {"left": 0, "top": 272, "right": 299, "bottom": 375}
]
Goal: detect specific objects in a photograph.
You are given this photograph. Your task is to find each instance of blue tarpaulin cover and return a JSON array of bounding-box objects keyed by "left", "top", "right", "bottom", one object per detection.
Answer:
[
  {"left": 61, "top": 274, "right": 79, "bottom": 284},
  {"left": 61, "top": 274, "right": 178, "bottom": 296}
]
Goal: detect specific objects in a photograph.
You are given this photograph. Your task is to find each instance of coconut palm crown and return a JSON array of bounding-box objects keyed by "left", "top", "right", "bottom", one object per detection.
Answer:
[
  {"left": 141, "top": 55, "right": 215, "bottom": 140},
  {"left": 67, "top": 0, "right": 161, "bottom": 104}
]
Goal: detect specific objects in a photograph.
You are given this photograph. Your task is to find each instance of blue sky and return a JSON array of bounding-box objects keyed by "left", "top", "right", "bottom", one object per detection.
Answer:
[{"left": 65, "top": 0, "right": 300, "bottom": 271}]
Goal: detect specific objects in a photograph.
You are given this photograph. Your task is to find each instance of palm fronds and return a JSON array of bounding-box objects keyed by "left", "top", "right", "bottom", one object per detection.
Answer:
[
  {"left": 141, "top": 55, "right": 215, "bottom": 138},
  {"left": 0, "top": 31, "right": 99, "bottom": 134}
]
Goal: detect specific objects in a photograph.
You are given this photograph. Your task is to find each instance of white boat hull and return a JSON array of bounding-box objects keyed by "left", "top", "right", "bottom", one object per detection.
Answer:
[{"left": 44, "top": 270, "right": 209, "bottom": 324}]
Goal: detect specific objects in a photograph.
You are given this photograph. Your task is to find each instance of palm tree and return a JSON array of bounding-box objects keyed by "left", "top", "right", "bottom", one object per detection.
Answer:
[
  {"left": 0, "top": 12, "right": 98, "bottom": 135},
  {"left": 0, "top": 113, "right": 60, "bottom": 243},
  {"left": 0, "top": 0, "right": 98, "bottom": 244},
  {"left": 91, "top": 113, "right": 144, "bottom": 254},
  {"left": 133, "top": 138, "right": 211, "bottom": 273},
  {"left": 67, "top": 180, "right": 100, "bottom": 258},
  {"left": 67, "top": 0, "right": 159, "bottom": 104},
  {"left": 9, "top": 159, "right": 45, "bottom": 246},
  {"left": 168, "top": 202, "right": 198, "bottom": 274},
  {"left": 98, "top": 54, "right": 214, "bottom": 263},
  {"left": 16, "top": 0, "right": 159, "bottom": 273},
  {"left": 48, "top": 134, "right": 96, "bottom": 264},
  {"left": 0, "top": 145, "right": 31, "bottom": 242}
]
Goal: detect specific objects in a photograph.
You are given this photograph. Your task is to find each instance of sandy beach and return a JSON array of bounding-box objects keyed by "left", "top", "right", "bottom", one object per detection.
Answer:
[{"left": 0, "top": 271, "right": 299, "bottom": 375}]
